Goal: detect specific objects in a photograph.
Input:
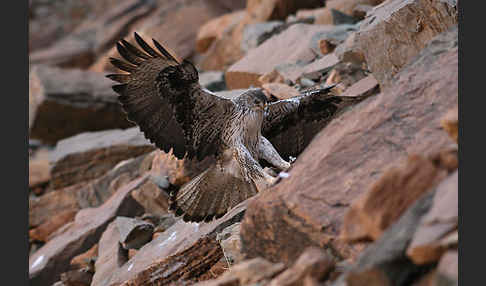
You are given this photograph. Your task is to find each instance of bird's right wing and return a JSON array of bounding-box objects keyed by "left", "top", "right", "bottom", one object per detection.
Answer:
[
  {"left": 107, "top": 33, "right": 234, "bottom": 161},
  {"left": 262, "top": 86, "right": 373, "bottom": 160}
]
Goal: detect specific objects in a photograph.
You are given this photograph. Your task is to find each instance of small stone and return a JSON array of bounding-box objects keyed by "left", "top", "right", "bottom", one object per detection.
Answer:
[
  {"left": 441, "top": 106, "right": 458, "bottom": 143},
  {"left": 115, "top": 216, "right": 154, "bottom": 250},
  {"left": 300, "top": 77, "right": 316, "bottom": 88},
  {"left": 258, "top": 70, "right": 285, "bottom": 86}
]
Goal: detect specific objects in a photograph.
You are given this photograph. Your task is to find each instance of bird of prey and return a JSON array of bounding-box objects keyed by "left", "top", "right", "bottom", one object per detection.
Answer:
[{"left": 107, "top": 32, "right": 370, "bottom": 223}]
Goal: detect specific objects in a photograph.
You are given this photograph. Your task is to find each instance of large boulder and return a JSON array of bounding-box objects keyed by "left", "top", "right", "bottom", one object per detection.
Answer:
[
  {"left": 48, "top": 128, "right": 154, "bottom": 189},
  {"left": 355, "top": 0, "right": 457, "bottom": 87},
  {"left": 240, "top": 27, "right": 458, "bottom": 264},
  {"left": 104, "top": 200, "right": 248, "bottom": 286},
  {"left": 29, "top": 65, "right": 133, "bottom": 145},
  {"left": 29, "top": 176, "right": 147, "bottom": 286},
  {"left": 29, "top": 151, "right": 154, "bottom": 229}
]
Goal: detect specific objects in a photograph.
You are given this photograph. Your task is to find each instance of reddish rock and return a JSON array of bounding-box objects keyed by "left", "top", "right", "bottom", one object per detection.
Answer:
[
  {"left": 333, "top": 190, "right": 437, "bottom": 286},
  {"left": 258, "top": 70, "right": 286, "bottom": 86},
  {"left": 105, "top": 200, "right": 248, "bottom": 286},
  {"left": 341, "top": 154, "right": 448, "bottom": 243},
  {"left": 29, "top": 0, "right": 94, "bottom": 52},
  {"left": 226, "top": 24, "right": 336, "bottom": 89},
  {"left": 334, "top": 32, "right": 366, "bottom": 65},
  {"left": 49, "top": 128, "right": 154, "bottom": 189},
  {"left": 355, "top": 0, "right": 457, "bottom": 86},
  {"left": 441, "top": 106, "right": 458, "bottom": 143},
  {"left": 197, "top": 13, "right": 251, "bottom": 71},
  {"left": 70, "top": 244, "right": 98, "bottom": 271},
  {"left": 196, "top": 258, "right": 285, "bottom": 286},
  {"left": 120, "top": 237, "right": 223, "bottom": 286},
  {"left": 91, "top": 221, "right": 128, "bottom": 286},
  {"left": 240, "top": 28, "right": 458, "bottom": 264},
  {"left": 407, "top": 171, "right": 458, "bottom": 265},
  {"left": 29, "top": 148, "right": 50, "bottom": 189},
  {"left": 29, "top": 186, "right": 79, "bottom": 229},
  {"left": 29, "top": 210, "right": 77, "bottom": 242},
  {"left": 339, "top": 75, "right": 379, "bottom": 98},
  {"left": 131, "top": 179, "right": 170, "bottom": 217},
  {"left": 29, "top": 152, "right": 154, "bottom": 228},
  {"left": 29, "top": 176, "right": 147, "bottom": 286},
  {"left": 28, "top": 65, "right": 133, "bottom": 145},
  {"left": 93, "top": 0, "right": 228, "bottom": 72},
  {"left": 246, "top": 0, "right": 322, "bottom": 22},
  {"left": 30, "top": 0, "right": 155, "bottom": 69},
  {"left": 319, "top": 39, "right": 336, "bottom": 55},
  {"left": 268, "top": 247, "right": 334, "bottom": 286},
  {"left": 196, "top": 10, "right": 246, "bottom": 53},
  {"left": 262, "top": 83, "right": 300, "bottom": 100}
]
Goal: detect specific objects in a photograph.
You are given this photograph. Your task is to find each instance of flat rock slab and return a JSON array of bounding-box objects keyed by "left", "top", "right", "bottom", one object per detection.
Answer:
[
  {"left": 105, "top": 200, "right": 248, "bottom": 286},
  {"left": 29, "top": 65, "right": 133, "bottom": 145},
  {"left": 355, "top": 0, "right": 457, "bottom": 87},
  {"left": 29, "top": 152, "right": 154, "bottom": 228},
  {"left": 29, "top": 175, "right": 147, "bottom": 286},
  {"left": 91, "top": 221, "right": 128, "bottom": 286},
  {"left": 240, "top": 27, "right": 458, "bottom": 264},
  {"left": 225, "top": 24, "right": 336, "bottom": 89},
  {"left": 49, "top": 127, "right": 154, "bottom": 189}
]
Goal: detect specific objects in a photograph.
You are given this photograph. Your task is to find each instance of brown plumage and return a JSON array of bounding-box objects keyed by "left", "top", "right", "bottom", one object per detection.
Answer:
[{"left": 107, "top": 32, "right": 371, "bottom": 222}]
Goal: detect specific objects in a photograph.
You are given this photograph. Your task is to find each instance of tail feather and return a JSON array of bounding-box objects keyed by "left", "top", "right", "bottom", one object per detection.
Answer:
[{"left": 169, "top": 163, "right": 258, "bottom": 223}]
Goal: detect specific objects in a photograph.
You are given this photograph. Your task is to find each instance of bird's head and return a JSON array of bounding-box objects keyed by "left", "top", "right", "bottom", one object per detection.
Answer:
[{"left": 238, "top": 88, "right": 268, "bottom": 113}]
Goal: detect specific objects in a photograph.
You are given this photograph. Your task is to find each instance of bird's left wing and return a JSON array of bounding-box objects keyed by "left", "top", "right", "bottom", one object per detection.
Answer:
[
  {"left": 262, "top": 86, "right": 372, "bottom": 160},
  {"left": 107, "top": 33, "right": 234, "bottom": 161}
]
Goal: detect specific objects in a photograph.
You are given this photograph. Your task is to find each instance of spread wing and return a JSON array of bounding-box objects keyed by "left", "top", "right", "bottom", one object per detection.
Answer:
[
  {"left": 107, "top": 32, "right": 234, "bottom": 160},
  {"left": 262, "top": 86, "right": 371, "bottom": 160}
]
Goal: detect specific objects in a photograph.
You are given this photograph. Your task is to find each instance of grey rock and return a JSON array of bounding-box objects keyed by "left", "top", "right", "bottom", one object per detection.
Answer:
[
  {"left": 115, "top": 216, "right": 154, "bottom": 250},
  {"left": 332, "top": 190, "right": 436, "bottom": 286},
  {"left": 199, "top": 71, "right": 226, "bottom": 92},
  {"left": 309, "top": 24, "right": 357, "bottom": 57},
  {"left": 241, "top": 21, "right": 283, "bottom": 53}
]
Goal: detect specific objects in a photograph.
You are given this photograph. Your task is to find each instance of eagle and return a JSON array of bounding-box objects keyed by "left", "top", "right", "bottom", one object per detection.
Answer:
[{"left": 107, "top": 32, "right": 369, "bottom": 223}]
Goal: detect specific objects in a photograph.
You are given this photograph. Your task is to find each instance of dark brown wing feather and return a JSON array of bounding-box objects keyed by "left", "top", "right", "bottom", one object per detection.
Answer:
[
  {"left": 263, "top": 86, "right": 372, "bottom": 160},
  {"left": 107, "top": 32, "right": 234, "bottom": 160}
]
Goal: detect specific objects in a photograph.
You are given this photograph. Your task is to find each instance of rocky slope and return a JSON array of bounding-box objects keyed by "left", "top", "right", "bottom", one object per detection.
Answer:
[{"left": 29, "top": 0, "right": 458, "bottom": 285}]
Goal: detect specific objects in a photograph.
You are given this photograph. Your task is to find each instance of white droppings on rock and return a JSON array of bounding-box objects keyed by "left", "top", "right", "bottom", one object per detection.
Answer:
[
  {"left": 30, "top": 255, "right": 44, "bottom": 270},
  {"left": 279, "top": 172, "right": 290, "bottom": 178},
  {"left": 159, "top": 231, "right": 178, "bottom": 248}
]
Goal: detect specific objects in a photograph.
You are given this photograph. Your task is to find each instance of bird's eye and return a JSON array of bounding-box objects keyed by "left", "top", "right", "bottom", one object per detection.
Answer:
[{"left": 254, "top": 99, "right": 260, "bottom": 104}]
